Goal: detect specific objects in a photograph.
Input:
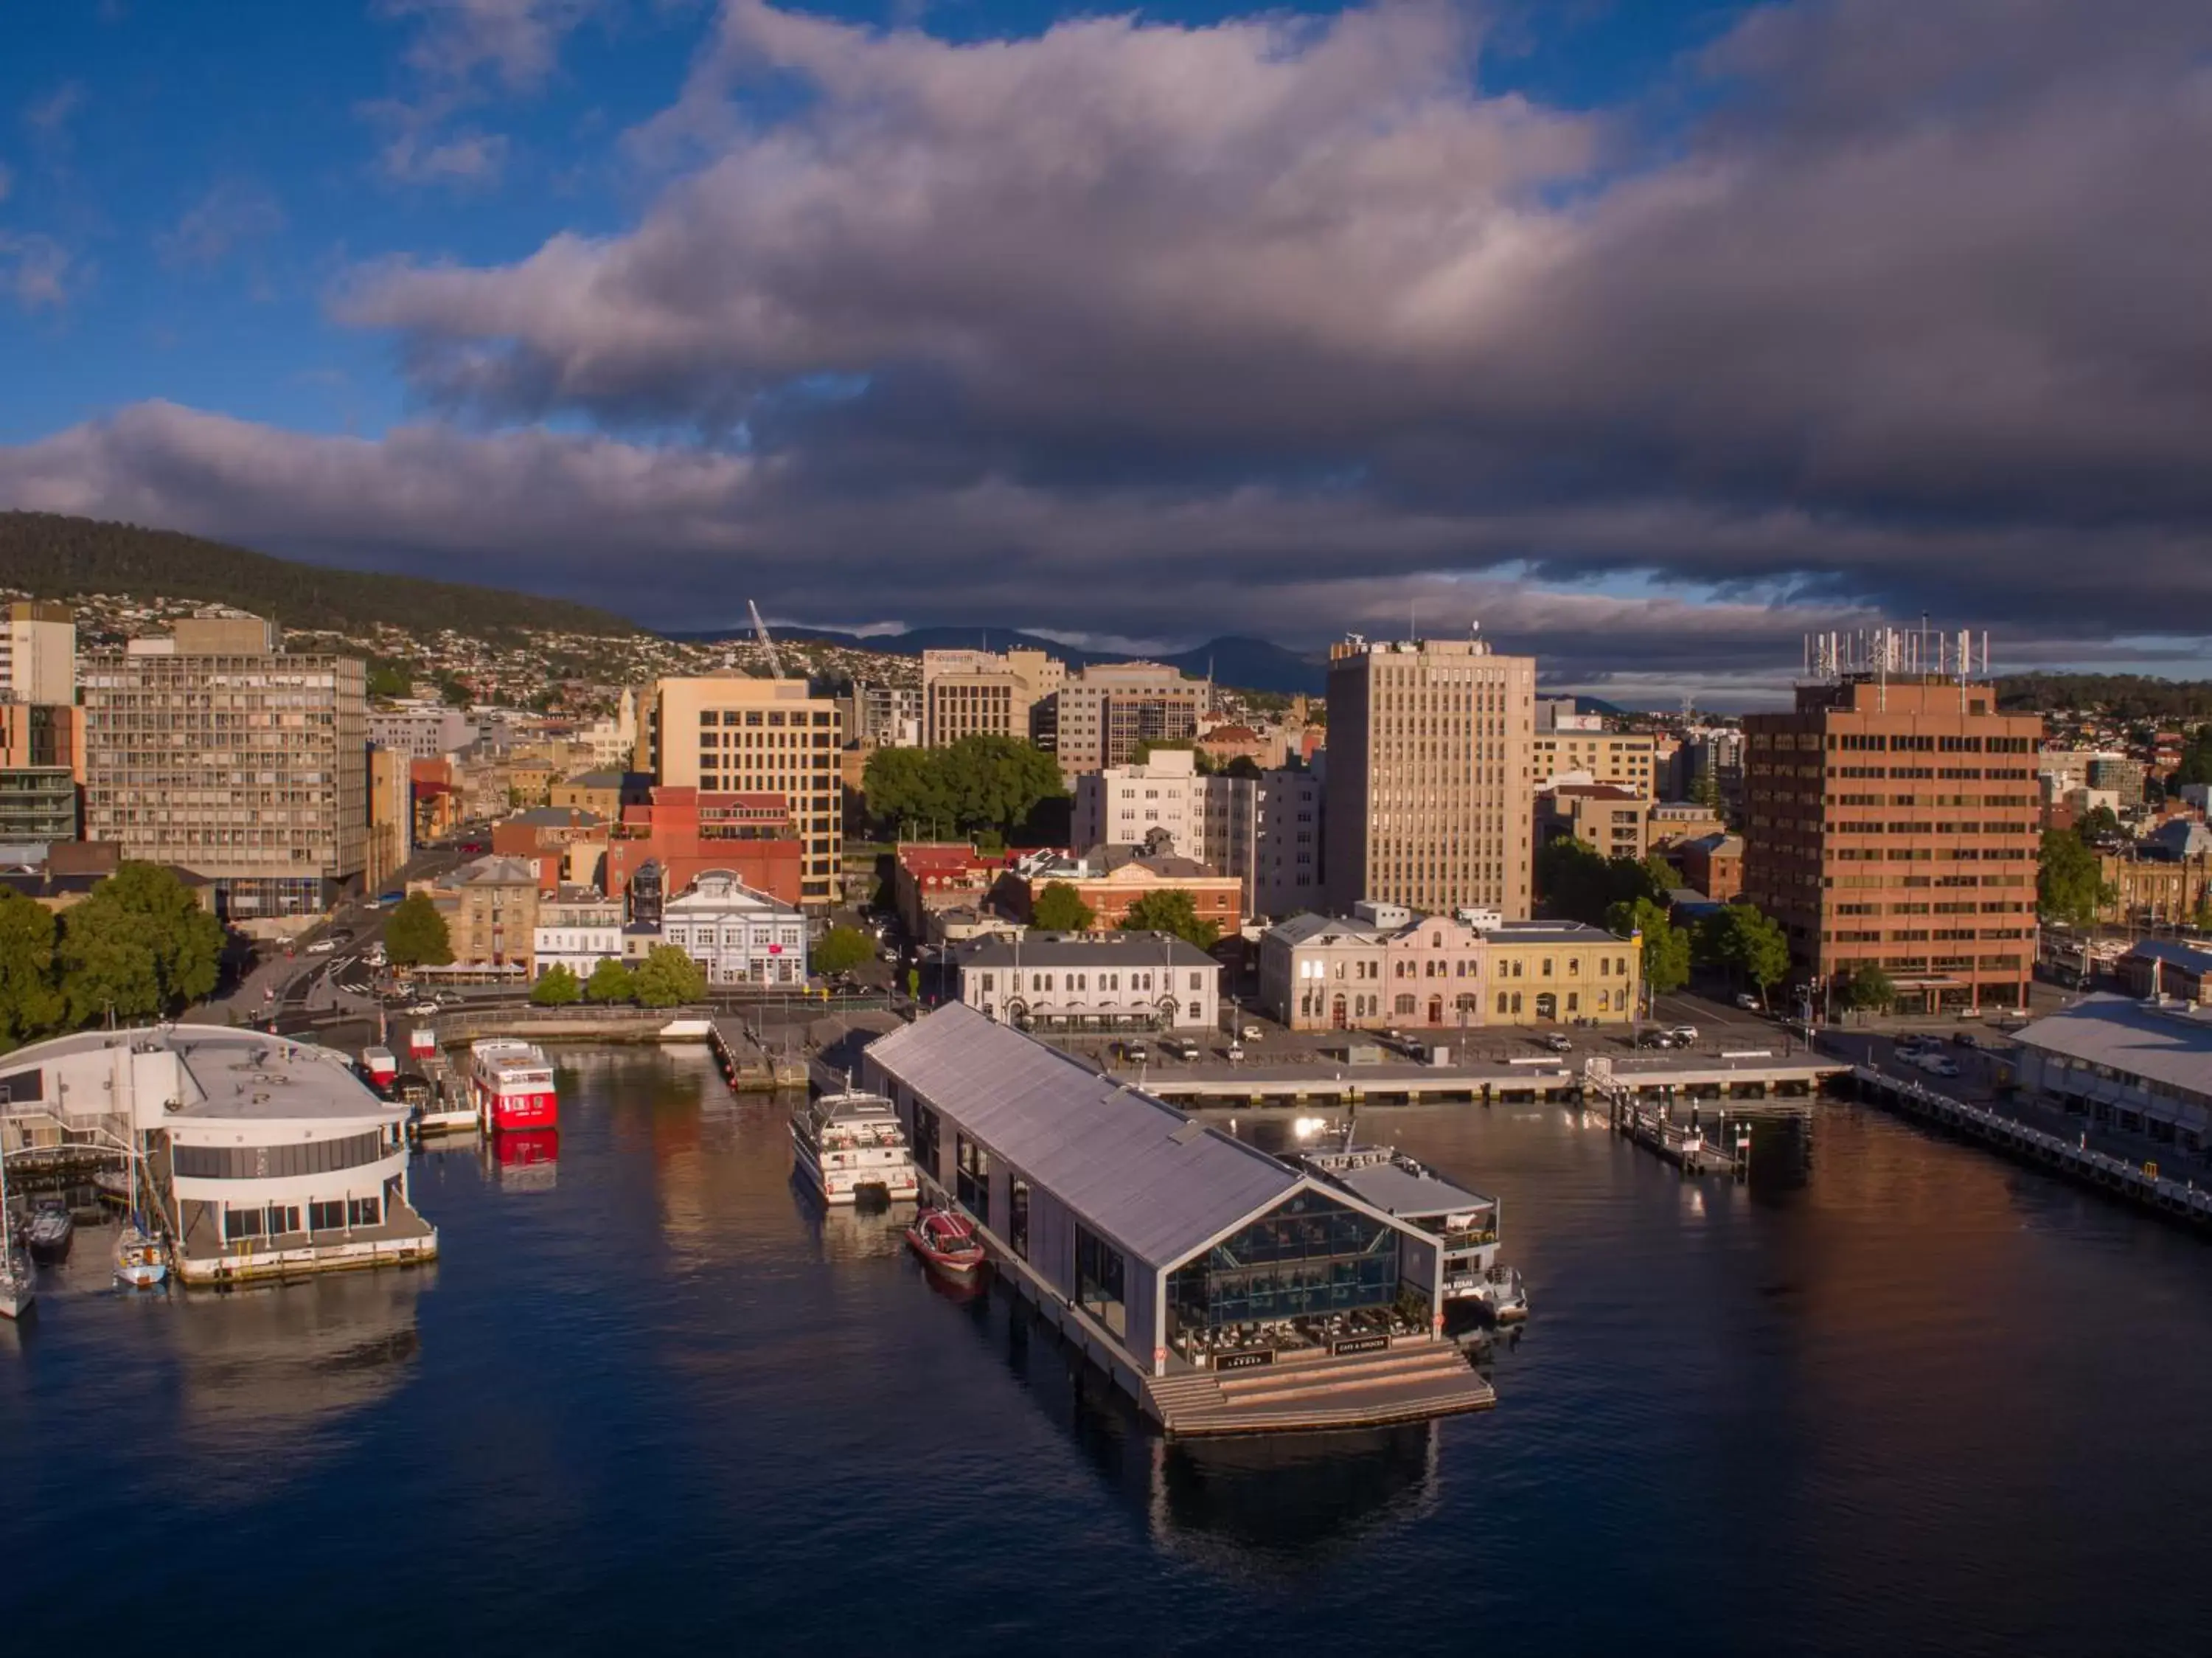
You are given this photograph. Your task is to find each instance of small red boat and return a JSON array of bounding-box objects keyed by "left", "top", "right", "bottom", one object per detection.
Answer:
[{"left": 905, "top": 1207, "right": 987, "bottom": 1276}]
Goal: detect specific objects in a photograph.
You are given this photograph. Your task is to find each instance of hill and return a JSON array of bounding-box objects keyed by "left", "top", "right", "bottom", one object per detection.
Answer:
[{"left": 0, "top": 513, "right": 641, "bottom": 640}]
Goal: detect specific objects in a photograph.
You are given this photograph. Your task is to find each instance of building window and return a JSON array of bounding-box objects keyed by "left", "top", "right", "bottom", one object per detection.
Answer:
[
  {"left": 1075, "top": 1224, "right": 1127, "bottom": 1339},
  {"left": 1009, "top": 1175, "right": 1031, "bottom": 1259},
  {"left": 348, "top": 1196, "right": 381, "bottom": 1227},
  {"left": 956, "top": 1133, "right": 991, "bottom": 1225},
  {"left": 912, "top": 1104, "right": 942, "bottom": 1178}
]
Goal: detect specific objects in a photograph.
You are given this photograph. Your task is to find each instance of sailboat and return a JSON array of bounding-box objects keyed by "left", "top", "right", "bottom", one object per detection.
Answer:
[
  {"left": 1, "top": 1145, "right": 33, "bottom": 1321},
  {"left": 112, "top": 1137, "right": 167, "bottom": 1291}
]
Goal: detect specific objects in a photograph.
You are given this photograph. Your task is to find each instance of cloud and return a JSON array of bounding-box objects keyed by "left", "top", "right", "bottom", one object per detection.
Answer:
[
  {"left": 0, "top": 232, "right": 78, "bottom": 311},
  {"left": 365, "top": 1, "right": 602, "bottom": 185},
  {"left": 155, "top": 181, "right": 286, "bottom": 270},
  {"left": 22, "top": 82, "right": 85, "bottom": 139},
  {"left": 372, "top": 125, "right": 512, "bottom": 186}
]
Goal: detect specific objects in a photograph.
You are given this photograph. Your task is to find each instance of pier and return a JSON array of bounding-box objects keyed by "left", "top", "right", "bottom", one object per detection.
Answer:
[
  {"left": 1852, "top": 1066, "right": 2212, "bottom": 1230},
  {"left": 1590, "top": 1086, "right": 1751, "bottom": 1177},
  {"left": 1127, "top": 1053, "right": 1842, "bottom": 1114}
]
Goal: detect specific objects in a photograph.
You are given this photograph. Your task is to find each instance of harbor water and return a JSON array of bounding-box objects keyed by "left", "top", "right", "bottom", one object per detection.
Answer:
[{"left": 5, "top": 1045, "right": 2210, "bottom": 1654}]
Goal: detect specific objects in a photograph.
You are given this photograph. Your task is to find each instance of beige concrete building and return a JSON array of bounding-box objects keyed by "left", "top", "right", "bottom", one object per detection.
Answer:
[
  {"left": 1537, "top": 783, "right": 1649, "bottom": 861},
  {"left": 1071, "top": 748, "right": 1256, "bottom": 903},
  {"left": 638, "top": 674, "right": 844, "bottom": 906},
  {"left": 920, "top": 648, "right": 1063, "bottom": 749},
  {"left": 1534, "top": 701, "right": 1660, "bottom": 797},
  {"left": 1323, "top": 635, "right": 1537, "bottom": 919},
  {"left": 79, "top": 616, "right": 367, "bottom": 918},
  {"left": 366, "top": 745, "right": 411, "bottom": 893},
  {"left": 430, "top": 853, "right": 541, "bottom": 973},
  {"left": 0, "top": 600, "right": 76, "bottom": 705},
  {"left": 1051, "top": 662, "right": 1211, "bottom": 776}
]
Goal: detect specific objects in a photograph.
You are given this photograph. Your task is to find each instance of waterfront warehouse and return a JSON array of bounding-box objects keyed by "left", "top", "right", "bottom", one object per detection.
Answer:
[
  {"left": 2011, "top": 992, "right": 2212, "bottom": 1153},
  {"left": 864, "top": 1003, "right": 1492, "bottom": 1432},
  {"left": 0, "top": 1025, "right": 437, "bottom": 1285}
]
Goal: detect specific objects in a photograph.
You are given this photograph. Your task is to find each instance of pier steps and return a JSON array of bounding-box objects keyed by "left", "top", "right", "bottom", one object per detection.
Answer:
[{"left": 1144, "top": 1342, "right": 1495, "bottom": 1437}]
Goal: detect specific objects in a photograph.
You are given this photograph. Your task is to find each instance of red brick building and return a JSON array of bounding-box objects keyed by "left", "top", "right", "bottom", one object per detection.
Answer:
[{"left": 599, "top": 787, "right": 803, "bottom": 908}]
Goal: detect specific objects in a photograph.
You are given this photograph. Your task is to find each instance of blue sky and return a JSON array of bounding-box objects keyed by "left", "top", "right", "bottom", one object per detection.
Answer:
[{"left": 1, "top": 1, "right": 2205, "bottom": 704}]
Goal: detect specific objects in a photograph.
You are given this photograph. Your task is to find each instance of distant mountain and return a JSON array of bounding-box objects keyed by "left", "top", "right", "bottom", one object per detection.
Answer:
[
  {"left": 681, "top": 623, "right": 1332, "bottom": 694},
  {"left": 0, "top": 512, "right": 641, "bottom": 640}
]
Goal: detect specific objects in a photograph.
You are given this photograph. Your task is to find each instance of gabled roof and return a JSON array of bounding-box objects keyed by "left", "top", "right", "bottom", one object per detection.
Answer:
[
  {"left": 866, "top": 1002, "right": 1298, "bottom": 1268},
  {"left": 956, "top": 930, "right": 1217, "bottom": 969},
  {"left": 1265, "top": 912, "right": 1388, "bottom": 948},
  {"left": 2014, "top": 993, "right": 2212, "bottom": 1097}
]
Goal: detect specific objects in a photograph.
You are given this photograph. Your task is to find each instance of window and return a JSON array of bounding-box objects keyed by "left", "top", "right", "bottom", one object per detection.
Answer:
[
  {"left": 1396, "top": 993, "right": 1416, "bottom": 1015},
  {"left": 309, "top": 1199, "right": 346, "bottom": 1232},
  {"left": 1075, "top": 1224, "right": 1127, "bottom": 1339},
  {"left": 348, "top": 1196, "right": 381, "bottom": 1227},
  {"left": 956, "top": 1133, "right": 991, "bottom": 1224},
  {"left": 912, "top": 1104, "right": 942, "bottom": 1178},
  {"left": 1009, "top": 1176, "right": 1030, "bottom": 1258}
]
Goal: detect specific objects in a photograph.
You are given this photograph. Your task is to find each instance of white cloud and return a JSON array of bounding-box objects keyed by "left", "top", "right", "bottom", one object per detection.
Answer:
[
  {"left": 0, "top": 232, "right": 77, "bottom": 311},
  {"left": 155, "top": 180, "right": 286, "bottom": 269}
]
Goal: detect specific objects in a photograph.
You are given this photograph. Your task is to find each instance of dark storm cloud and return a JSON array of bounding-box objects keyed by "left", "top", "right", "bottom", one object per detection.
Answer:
[{"left": 5, "top": 0, "right": 2211, "bottom": 673}]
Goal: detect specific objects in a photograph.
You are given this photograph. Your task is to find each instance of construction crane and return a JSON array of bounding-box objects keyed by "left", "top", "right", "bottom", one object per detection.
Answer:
[{"left": 747, "top": 599, "right": 789, "bottom": 679}]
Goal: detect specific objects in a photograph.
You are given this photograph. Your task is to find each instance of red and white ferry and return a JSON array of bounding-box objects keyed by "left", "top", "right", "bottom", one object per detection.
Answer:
[{"left": 467, "top": 1039, "right": 559, "bottom": 1133}]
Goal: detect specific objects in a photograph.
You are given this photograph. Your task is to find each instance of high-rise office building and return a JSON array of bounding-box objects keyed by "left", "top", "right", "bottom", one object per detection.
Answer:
[
  {"left": 1051, "top": 661, "right": 1210, "bottom": 776},
  {"left": 0, "top": 601, "right": 76, "bottom": 706},
  {"left": 1741, "top": 627, "right": 2041, "bottom": 1015},
  {"left": 920, "top": 648, "right": 1063, "bottom": 750},
  {"left": 637, "top": 674, "right": 844, "bottom": 906},
  {"left": 79, "top": 612, "right": 368, "bottom": 916},
  {"left": 1323, "top": 635, "right": 1537, "bottom": 918}
]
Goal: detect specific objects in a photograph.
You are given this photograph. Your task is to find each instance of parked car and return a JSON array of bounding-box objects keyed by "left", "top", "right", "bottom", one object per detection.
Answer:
[
  {"left": 1239, "top": 1024, "right": 1264, "bottom": 1041},
  {"left": 1163, "top": 1037, "right": 1201, "bottom": 1061},
  {"left": 1225, "top": 1044, "right": 1245, "bottom": 1064},
  {"left": 409, "top": 1002, "right": 440, "bottom": 1016},
  {"left": 1952, "top": 1031, "right": 1981, "bottom": 1050},
  {"left": 1543, "top": 1032, "right": 1573, "bottom": 1052},
  {"left": 1120, "top": 1039, "right": 1149, "bottom": 1064},
  {"left": 1735, "top": 992, "right": 1761, "bottom": 1011},
  {"left": 1920, "top": 1055, "right": 1961, "bottom": 1078},
  {"left": 434, "top": 991, "right": 464, "bottom": 1007},
  {"left": 1669, "top": 1024, "right": 1699, "bottom": 1044},
  {"left": 305, "top": 939, "right": 336, "bottom": 954},
  {"left": 1635, "top": 1030, "right": 1674, "bottom": 1049}
]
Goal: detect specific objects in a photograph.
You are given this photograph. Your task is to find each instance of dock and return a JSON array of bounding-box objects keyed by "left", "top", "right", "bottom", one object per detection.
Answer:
[
  {"left": 1853, "top": 1066, "right": 2212, "bottom": 1231},
  {"left": 1129, "top": 1053, "right": 1839, "bottom": 1115},
  {"left": 708, "top": 1018, "right": 809, "bottom": 1092},
  {"left": 1601, "top": 1091, "right": 1750, "bottom": 1176}
]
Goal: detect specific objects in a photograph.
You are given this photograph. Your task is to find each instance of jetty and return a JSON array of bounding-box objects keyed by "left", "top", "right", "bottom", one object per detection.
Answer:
[{"left": 1130, "top": 1052, "right": 1839, "bottom": 1114}]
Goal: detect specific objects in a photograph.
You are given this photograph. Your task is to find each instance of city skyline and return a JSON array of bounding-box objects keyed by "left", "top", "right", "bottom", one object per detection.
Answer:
[{"left": 1, "top": 1, "right": 2208, "bottom": 699}]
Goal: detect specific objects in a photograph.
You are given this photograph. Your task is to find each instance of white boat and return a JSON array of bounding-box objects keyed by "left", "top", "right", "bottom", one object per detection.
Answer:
[
  {"left": 114, "top": 1222, "right": 168, "bottom": 1289},
  {"left": 791, "top": 1088, "right": 919, "bottom": 1206},
  {"left": 1470, "top": 1263, "right": 1529, "bottom": 1324}
]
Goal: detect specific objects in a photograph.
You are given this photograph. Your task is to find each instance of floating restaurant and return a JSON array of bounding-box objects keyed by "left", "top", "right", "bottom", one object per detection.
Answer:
[
  {"left": 0, "top": 1025, "right": 437, "bottom": 1286},
  {"left": 863, "top": 1003, "right": 1494, "bottom": 1435}
]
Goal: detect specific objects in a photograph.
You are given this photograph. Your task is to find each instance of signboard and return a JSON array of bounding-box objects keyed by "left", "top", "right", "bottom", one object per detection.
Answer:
[
  {"left": 1213, "top": 1347, "right": 1276, "bottom": 1373},
  {"left": 1332, "top": 1333, "right": 1390, "bottom": 1356}
]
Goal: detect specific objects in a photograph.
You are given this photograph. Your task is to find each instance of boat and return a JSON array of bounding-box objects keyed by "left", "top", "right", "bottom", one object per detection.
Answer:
[
  {"left": 466, "top": 1039, "right": 559, "bottom": 1134},
  {"left": 1470, "top": 1263, "right": 1529, "bottom": 1324},
  {"left": 790, "top": 1086, "right": 919, "bottom": 1205},
  {"left": 1, "top": 1149, "right": 34, "bottom": 1320},
  {"left": 905, "top": 1207, "right": 987, "bottom": 1276},
  {"left": 26, "top": 1198, "right": 74, "bottom": 1264},
  {"left": 359, "top": 1045, "right": 399, "bottom": 1095},
  {"left": 114, "top": 1222, "right": 168, "bottom": 1289}
]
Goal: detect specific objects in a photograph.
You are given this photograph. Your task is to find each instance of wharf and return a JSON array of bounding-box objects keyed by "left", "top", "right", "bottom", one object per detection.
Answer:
[
  {"left": 1594, "top": 1088, "right": 1750, "bottom": 1177},
  {"left": 1127, "top": 1053, "right": 1837, "bottom": 1115},
  {"left": 708, "top": 1019, "right": 809, "bottom": 1092},
  {"left": 1853, "top": 1066, "right": 2212, "bottom": 1231}
]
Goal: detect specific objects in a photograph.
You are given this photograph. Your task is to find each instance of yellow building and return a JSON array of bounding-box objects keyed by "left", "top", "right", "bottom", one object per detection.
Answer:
[{"left": 638, "top": 675, "right": 844, "bottom": 906}]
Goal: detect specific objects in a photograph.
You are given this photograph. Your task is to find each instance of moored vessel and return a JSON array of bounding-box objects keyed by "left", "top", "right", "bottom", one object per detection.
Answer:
[
  {"left": 1, "top": 1148, "right": 33, "bottom": 1319},
  {"left": 26, "top": 1198, "right": 74, "bottom": 1264},
  {"left": 467, "top": 1040, "right": 559, "bottom": 1134},
  {"left": 905, "top": 1206, "right": 987, "bottom": 1275},
  {"left": 791, "top": 1087, "right": 919, "bottom": 1205},
  {"left": 114, "top": 1221, "right": 168, "bottom": 1289}
]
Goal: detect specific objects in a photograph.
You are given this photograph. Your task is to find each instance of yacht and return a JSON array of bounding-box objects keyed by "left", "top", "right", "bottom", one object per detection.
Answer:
[
  {"left": 791, "top": 1088, "right": 919, "bottom": 1206},
  {"left": 26, "top": 1198, "right": 74, "bottom": 1265}
]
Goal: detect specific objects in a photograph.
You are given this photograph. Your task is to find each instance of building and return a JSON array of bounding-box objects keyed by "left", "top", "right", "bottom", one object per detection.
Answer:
[
  {"left": 1323, "top": 634, "right": 1537, "bottom": 920},
  {"left": 1646, "top": 799, "right": 1729, "bottom": 850},
  {"left": 921, "top": 648, "right": 1063, "bottom": 749},
  {"left": 1673, "top": 728, "right": 1746, "bottom": 815},
  {"left": 1675, "top": 832, "right": 1744, "bottom": 901},
  {"left": 855, "top": 681, "right": 923, "bottom": 748},
  {"left": 0, "top": 600, "right": 75, "bottom": 705},
  {"left": 599, "top": 785, "right": 803, "bottom": 908},
  {"left": 2087, "top": 756, "right": 2149, "bottom": 806},
  {"left": 893, "top": 841, "right": 1021, "bottom": 940},
  {"left": 1534, "top": 701, "right": 1659, "bottom": 796},
  {"left": 638, "top": 675, "right": 843, "bottom": 906},
  {"left": 0, "top": 1024, "right": 437, "bottom": 1285},
  {"left": 551, "top": 769, "right": 654, "bottom": 820},
  {"left": 430, "top": 853, "right": 541, "bottom": 974},
  {"left": 411, "top": 757, "right": 460, "bottom": 843},
  {"left": 366, "top": 745, "right": 411, "bottom": 893},
  {"left": 1259, "top": 907, "right": 1638, "bottom": 1033},
  {"left": 1253, "top": 766, "right": 1325, "bottom": 919},
  {"left": 1071, "top": 748, "right": 1256, "bottom": 898},
  {"left": 0, "top": 699, "right": 83, "bottom": 777},
  {"left": 1051, "top": 662, "right": 1211, "bottom": 776},
  {"left": 0, "top": 766, "right": 77, "bottom": 842},
  {"left": 661, "top": 869, "right": 809, "bottom": 985},
  {"left": 861, "top": 1005, "right": 1489, "bottom": 1426},
  {"left": 78, "top": 614, "right": 369, "bottom": 918},
  {"left": 955, "top": 931, "right": 1220, "bottom": 1030},
  {"left": 1001, "top": 847, "right": 1244, "bottom": 934},
  {"left": 366, "top": 704, "right": 476, "bottom": 762},
  {"left": 2115, "top": 940, "right": 2212, "bottom": 1002},
  {"left": 491, "top": 805, "right": 608, "bottom": 890},
  {"left": 1740, "top": 628, "right": 2041, "bottom": 1014},
  {"left": 2099, "top": 844, "right": 2212, "bottom": 928},
  {"left": 532, "top": 889, "right": 625, "bottom": 980},
  {"left": 1537, "top": 783, "right": 1649, "bottom": 861},
  {"left": 2010, "top": 993, "right": 2212, "bottom": 1154}
]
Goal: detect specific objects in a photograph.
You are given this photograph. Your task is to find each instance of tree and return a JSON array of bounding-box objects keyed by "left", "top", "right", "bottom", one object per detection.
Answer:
[
  {"left": 633, "top": 944, "right": 707, "bottom": 1007},
  {"left": 530, "top": 964, "right": 582, "bottom": 1006},
  {"left": 585, "top": 957, "right": 638, "bottom": 1004},
  {"left": 0, "top": 889, "right": 65, "bottom": 1052},
  {"left": 385, "top": 892, "right": 453, "bottom": 968},
  {"left": 1031, "top": 881, "right": 1096, "bottom": 933},
  {"left": 2078, "top": 804, "right": 2121, "bottom": 842},
  {"left": 57, "top": 864, "right": 225, "bottom": 1026},
  {"left": 1606, "top": 895, "right": 1690, "bottom": 997},
  {"left": 1843, "top": 962, "right": 1896, "bottom": 1013},
  {"left": 1697, "top": 903, "right": 1792, "bottom": 1003},
  {"left": 1538, "top": 837, "right": 1669, "bottom": 926},
  {"left": 2194, "top": 889, "right": 2212, "bottom": 934},
  {"left": 1690, "top": 770, "right": 1724, "bottom": 812},
  {"left": 1119, "top": 889, "right": 1220, "bottom": 949},
  {"left": 862, "top": 736, "right": 1064, "bottom": 839},
  {"left": 815, "top": 926, "right": 873, "bottom": 976},
  {"left": 2037, "top": 828, "right": 2112, "bottom": 929}
]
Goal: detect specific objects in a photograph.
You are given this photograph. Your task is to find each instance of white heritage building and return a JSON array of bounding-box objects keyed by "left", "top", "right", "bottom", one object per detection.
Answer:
[{"left": 661, "top": 868, "right": 810, "bottom": 986}]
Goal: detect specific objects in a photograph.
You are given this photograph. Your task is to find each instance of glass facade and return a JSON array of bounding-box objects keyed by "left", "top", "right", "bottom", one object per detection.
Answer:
[
  {"left": 1075, "top": 1224, "right": 1127, "bottom": 1339},
  {"left": 1167, "top": 1190, "right": 1399, "bottom": 1334},
  {"left": 956, "top": 1133, "right": 990, "bottom": 1225}
]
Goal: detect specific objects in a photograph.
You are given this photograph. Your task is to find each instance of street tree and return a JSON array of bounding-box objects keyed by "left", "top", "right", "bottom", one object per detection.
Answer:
[
  {"left": 1539, "top": 838, "right": 1669, "bottom": 927},
  {"left": 815, "top": 926, "right": 873, "bottom": 977},
  {"left": 633, "top": 945, "right": 708, "bottom": 1007},
  {"left": 56, "top": 864, "right": 225, "bottom": 1025},
  {"left": 385, "top": 892, "right": 454, "bottom": 968},
  {"left": 1843, "top": 962, "right": 1896, "bottom": 1013},
  {"left": 585, "top": 958, "right": 638, "bottom": 1004},
  {"left": 2037, "top": 828, "right": 2112, "bottom": 929},
  {"left": 0, "top": 889, "right": 65, "bottom": 1051},
  {"left": 1031, "top": 882, "right": 1096, "bottom": 932},
  {"left": 1606, "top": 895, "right": 1690, "bottom": 997},
  {"left": 1119, "top": 890, "right": 1220, "bottom": 949},
  {"left": 530, "top": 965, "right": 582, "bottom": 1006},
  {"left": 1697, "top": 903, "right": 1792, "bottom": 1004}
]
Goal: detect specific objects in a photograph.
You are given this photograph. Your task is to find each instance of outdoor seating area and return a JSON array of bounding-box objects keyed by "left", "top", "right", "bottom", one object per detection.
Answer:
[{"left": 1173, "top": 1304, "right": 1422, "bottom": 1367}]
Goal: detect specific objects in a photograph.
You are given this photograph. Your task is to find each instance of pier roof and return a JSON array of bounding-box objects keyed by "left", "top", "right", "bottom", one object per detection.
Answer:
[
  {"left": 2013, "top": 993, "right": 2212, "bottom": 1098},
  {"left": 867, "top": 1002, "right": 1298, "bottom": 1268}
]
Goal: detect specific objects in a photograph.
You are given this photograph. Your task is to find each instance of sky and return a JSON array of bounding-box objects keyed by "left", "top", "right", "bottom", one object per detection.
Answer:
[{"left": 1, "top": 0, "right": 2208, "bottom": 707}]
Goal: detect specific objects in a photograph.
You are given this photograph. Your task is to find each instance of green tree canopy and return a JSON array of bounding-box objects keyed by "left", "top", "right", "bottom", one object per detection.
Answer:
[
  {"left": 385, "top": 892, "right": 453, "bottom": 968},
  {"left": 585, "top": 957, "right": 638, "bottom": 1004},
  {"left": 55, "top": 864, "right": 225, "bottom": 1027},
  {"left": 1843, "top": 962, "right": 1896, "bottom": 1012},
  {"left": 863, "top": 735, "right": 1065, "bottom": 839},
  {"left": 815, "top": 926, "right": 873, "bottom": 976},
  {"left": 2037, "top": 828, "right": 2112, "bottom": 929},
  {"left": 1697, "top": 903, "right": 1792, "bottom": 1001},
  {"left": 0, "top": 889, "right": 66, "bottom": 1052},
  {"left": 1118, "top": 889, "right": 1220, "bottom": 949},
  {"left": 1539, "top": 837, "right": 1670, "bottom": 926},
  {"left": 530, "top": 964, "right": 582, "bottom": 1006},
  {"left": 633, "top": 944, "right": 708, "bottom": 1007},
  {"left": 1605, "top": 895, "right": 1690, "bottom": 997},
  {"left": 1031, "top": 881, "right": 1096, "bottom": 932}
]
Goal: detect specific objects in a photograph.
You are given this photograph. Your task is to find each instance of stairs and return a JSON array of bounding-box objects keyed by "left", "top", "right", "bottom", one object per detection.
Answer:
[{"left": 1141, "top": 1340, "right": 1495, "bottom": 1437}]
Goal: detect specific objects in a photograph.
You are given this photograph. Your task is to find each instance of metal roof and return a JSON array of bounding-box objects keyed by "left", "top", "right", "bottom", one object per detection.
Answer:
[
  {"left": 2123, "top": 939, "right": 2212, "bottom": 974},
  {"left": 866, "top": 1002, "right": 1298, "bottom": 1269},
  {"left": 2013, "top": 993, "right": 2212, "bottom": 1099},
  {"left": 956, "top": 931, "right": 1218, "bottom": 970},
  {"left": 1301, "top": 1149, "right": 1495, "bottom": 1220}
]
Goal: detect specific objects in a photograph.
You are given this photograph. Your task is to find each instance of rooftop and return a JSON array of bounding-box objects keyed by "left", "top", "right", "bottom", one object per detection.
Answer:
[
  {"left": 957, "top": 930, "right": 1219, "bottom": 969},
  {"left": 1300, "top": 1146, "right": 1495, "bottom": 1221},
  {"left": 0, "top": 1025, "right": 404, "bottom": 1125},
  {"left": 2013, "top": 993, "right": 2212, "bottom": 1098}
]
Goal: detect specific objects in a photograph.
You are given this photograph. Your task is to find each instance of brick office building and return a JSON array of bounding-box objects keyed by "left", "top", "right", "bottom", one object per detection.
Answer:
[{"left": 1742, "top": 631, "right": 2042, "bottom": 1015}]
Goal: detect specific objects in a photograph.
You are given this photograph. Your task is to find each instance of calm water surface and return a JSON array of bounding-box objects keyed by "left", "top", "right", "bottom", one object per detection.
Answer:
[{"left": 6, "top": 1047, "right": 2210, "bottom": 1654}]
